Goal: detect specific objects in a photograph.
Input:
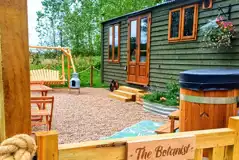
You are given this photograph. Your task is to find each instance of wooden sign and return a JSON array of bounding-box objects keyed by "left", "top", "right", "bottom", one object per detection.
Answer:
[{"left": 127, "top": 135, "right": 196, "bottom": 160}]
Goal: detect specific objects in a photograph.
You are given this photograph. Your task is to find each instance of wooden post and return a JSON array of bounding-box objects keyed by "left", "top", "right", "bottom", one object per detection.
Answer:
[
  {"left": 62, "top": 54, "right": 65, "bottom": 79},
  {"left": 228, "top": 116, "right": 239, "bottom": 160},
  {"left": 67, "top": 56, "right": 71, "bottom": 88},
  {"left": 0, "top": 0, "right": 31, "bottom": 141},
  {"left": 36, "top": 131, "right": 59, "bottom": 160},
  {"left": 67, "top": 49, "right": 76, "bottom": 73},
  {"left": 90, "top": 65, "right": 93, "bottom": 87}
]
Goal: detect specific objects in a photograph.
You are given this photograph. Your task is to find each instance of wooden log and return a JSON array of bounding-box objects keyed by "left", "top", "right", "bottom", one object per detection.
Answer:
[
  {"left": 90, "top": 65, "right": 93, "bottom": 87},
  {"left": 67, "top": 49, "right": 76, "bottom": 73},
  {"left": 29, "top": 45, "right": 69, "bottom": 51},
  {"left": 60, "top": 48, "right": 71, "bottom": 57},
  {"left": 62, "top": 54, "right": 65, "bottom": 79},
  {"left": 67, "top": 56, "right": 71, "bottom": 88},
  {"left": 36, "top": 131, "right": 59, "bottom": 160},
  {"left": 0, "top": 0, "right": 31, "bottom": 141}
]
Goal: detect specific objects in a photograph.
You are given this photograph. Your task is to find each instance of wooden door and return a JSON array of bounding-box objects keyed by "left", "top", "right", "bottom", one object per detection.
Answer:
[{"left": 127, "top": 13, "right": 151, "bottom": 85}]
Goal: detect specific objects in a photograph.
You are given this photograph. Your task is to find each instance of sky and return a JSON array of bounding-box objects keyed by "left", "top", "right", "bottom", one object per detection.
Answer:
[{"left": 28, "top": 0, "right": 43, "bottom": 46}]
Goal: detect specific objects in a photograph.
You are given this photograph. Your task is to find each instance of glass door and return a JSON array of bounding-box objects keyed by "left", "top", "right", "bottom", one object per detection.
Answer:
[
  {"left": 127, "top": 13, "right": 151, "bottom": 85},
  {"left": 127, "top": 18, "right": 138, "bottom": 83}
]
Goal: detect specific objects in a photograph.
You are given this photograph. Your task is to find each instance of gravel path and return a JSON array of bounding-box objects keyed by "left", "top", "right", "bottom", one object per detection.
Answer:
[{"left": 34, "top": 88, "right": 167, "bottom": 144}]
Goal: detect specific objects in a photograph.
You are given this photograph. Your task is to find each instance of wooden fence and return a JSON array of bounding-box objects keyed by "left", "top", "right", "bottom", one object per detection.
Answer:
[{"left": 35, "top": 116, "right": 239, "bottom": 160}]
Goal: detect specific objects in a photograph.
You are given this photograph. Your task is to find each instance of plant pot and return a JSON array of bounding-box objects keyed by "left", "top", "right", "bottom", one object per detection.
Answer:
[{"left": 143, "top": 100, "right": 178, "bottom": 117}]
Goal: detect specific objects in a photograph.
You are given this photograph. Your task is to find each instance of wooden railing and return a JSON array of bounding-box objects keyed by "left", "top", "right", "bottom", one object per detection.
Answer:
[{"left": 35, "top": 117, "right": 239, "bottom": 160}]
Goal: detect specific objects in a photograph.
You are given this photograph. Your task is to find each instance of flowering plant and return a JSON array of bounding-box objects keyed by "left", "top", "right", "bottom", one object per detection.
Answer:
[{"left": 201, "top": 16, "right": 236, "bottom": 48}]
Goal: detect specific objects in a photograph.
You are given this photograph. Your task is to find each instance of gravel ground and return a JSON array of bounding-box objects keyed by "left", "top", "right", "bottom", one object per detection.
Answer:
[{"left": 33, "top": 88, "right": 167, "bottom": 144}]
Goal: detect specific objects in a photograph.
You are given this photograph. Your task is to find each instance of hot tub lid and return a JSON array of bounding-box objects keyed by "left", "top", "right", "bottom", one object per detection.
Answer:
[{"left": 179, "top": 69, "right": 239, "bottom": 91}]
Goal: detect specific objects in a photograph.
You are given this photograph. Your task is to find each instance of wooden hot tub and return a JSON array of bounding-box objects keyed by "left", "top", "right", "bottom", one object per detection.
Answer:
[{"left": 179, "top": 69, "right": 239, "bottom": 132}]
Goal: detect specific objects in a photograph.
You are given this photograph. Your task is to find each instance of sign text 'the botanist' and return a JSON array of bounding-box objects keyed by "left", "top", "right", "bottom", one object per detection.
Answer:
[{"left": 127, "top": 135, "right": 195, "bottom": 160}]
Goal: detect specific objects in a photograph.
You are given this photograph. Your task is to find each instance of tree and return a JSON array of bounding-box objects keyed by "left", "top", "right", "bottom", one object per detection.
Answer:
[
  {"left": 36, "top": 0, "right": 161, "bottom": 56},
  {"left": 36, "top": 0, "right": 67, "bottom": 47}
]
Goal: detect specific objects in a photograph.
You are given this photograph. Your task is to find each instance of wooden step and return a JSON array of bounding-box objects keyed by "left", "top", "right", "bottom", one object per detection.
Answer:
[
  {"left": 114, "top": 90, "right": 136, "bottom": 100},
  {"left": 136, "top": 92, "right": 148, "bottom": 105},
  {"left": 119, "top": 86, "right": 144, "bottom": 94},
  {"left": 108, "top": 93, "right": 132, "bottom": 102},
  {"left": 136, "top": 100, "right": 143, "bottom": 105},
  {"left": 155, "top": 121, "right": 179, "bottom": 134}
]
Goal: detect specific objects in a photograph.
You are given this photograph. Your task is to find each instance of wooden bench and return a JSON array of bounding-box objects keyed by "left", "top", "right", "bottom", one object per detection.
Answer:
[
  {"left": 30, "top": 69, "right": 66, "bottom": 85},
  {"left": 155, "top": 110, "right": 180, "bottom": 134},
  {"left": 155, "top": 121, "right": 179, "bottom": 134}
]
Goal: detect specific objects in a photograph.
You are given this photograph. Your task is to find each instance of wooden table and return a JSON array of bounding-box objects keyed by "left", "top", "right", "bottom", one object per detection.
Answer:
[{"left": 30, "top": 84, "right": 53, "bottom": 96}]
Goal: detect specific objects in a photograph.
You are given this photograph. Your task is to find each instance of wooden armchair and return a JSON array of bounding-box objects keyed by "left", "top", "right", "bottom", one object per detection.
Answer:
[
  {"left": 31, "top": 96, "right": 54, "bottom": 131},
  {"left": 155, "top": 109, "right": 180, "bottom": 134}
]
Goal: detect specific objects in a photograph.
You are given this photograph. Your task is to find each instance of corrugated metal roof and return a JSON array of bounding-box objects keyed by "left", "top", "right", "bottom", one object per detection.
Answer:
[{"left": 102, "top": 0, "right": 181, "bottom": 24}]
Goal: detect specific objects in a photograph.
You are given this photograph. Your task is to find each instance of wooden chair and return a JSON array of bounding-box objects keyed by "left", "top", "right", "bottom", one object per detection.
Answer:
[
  {"left": 31, "top": 96, "right": 54, "bottom": 131},
  {"left": 30, "top": 69, "right": 66, "bottom": 85},
  {"left": 155, "top": 109, "right": 180, "bottom": 134}
]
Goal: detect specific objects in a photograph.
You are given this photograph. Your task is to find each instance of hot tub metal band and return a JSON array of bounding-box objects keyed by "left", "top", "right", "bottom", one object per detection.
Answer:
[{"left": 180, "top": 94, "right": 239, "bottom": 104}]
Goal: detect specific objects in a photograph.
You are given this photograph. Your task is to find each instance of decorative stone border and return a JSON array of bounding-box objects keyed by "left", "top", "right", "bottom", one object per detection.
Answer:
[{"left": 143, "top": 101, "right": 178, "bottom": 117}]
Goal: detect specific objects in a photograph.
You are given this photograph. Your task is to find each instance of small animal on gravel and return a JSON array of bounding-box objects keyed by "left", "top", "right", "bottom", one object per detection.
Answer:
[{"left": 109, "top": 80, "right": 119, "bottom": 92}]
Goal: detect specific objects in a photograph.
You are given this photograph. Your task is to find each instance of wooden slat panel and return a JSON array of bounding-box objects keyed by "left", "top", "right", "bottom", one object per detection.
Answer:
[
  {"left": 194, "top": 149, "right": 203, "bottom": 160},
  {"left": 224, "top": 145, "right": 234, "bottom": 160},
  {"left": 212, "top": 147, "right": 225, "bottom": 160},
  {"left": 58, "top": 128, "right": 235, "bottom": 160}
]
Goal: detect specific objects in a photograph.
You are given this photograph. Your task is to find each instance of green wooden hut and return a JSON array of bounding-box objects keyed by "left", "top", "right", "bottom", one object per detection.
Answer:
[{"left": 101, "top": 0, "right": 239, "bottom": 92}]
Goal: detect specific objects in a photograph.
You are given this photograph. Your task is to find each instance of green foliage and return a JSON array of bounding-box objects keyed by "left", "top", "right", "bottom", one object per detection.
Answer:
[
  {"left": 36, "top": 0, "right": 163, "bottom": 56},
  {"left": 30, "top": 55, "right": 106, "bottom": 88},
  {"left": 143, "top": 81, "right": 180, "bottom": 107},
  {"left": 165, "top": 80, "right": 180, "bottom": 100},
  {"left": 74, "top": 56, "right": 101, "bottom": 71},
  {"left": 200, "top": 16, "right": 237, "bottom": 49},
  {"left": 30, "top": 54, "right": 41, "bottom": 65}
]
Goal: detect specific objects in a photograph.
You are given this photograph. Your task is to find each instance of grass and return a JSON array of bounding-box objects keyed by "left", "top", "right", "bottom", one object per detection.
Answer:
[
  {"left": 30, "top": 54, "right": 108, "bottom": 88},
  {"left": 79, "top": 69, "right": 108, "bottom": 88},
  {"left": 143, "top": 92, "right": 179, "bottom": 107},
  {"left": 143, "top": 81, "right": 179, "bottom": 107}
]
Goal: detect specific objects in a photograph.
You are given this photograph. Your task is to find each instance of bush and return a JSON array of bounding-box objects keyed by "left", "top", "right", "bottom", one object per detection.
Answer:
[
  {"left": 143, "top": 81, "right": 179, "bottom": 107},
  {"left": 74, "top": 56, "right": 101, "bottom": 71}
]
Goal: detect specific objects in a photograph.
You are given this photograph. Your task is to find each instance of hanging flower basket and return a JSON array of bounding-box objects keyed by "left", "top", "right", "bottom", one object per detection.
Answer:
[{"left": 200, "top": 16, "right": 236, "bottom": 48}]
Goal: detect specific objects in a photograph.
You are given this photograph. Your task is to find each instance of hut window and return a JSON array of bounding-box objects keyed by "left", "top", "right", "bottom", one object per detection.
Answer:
[
  {"left": 108, "top": 24, "right": 120, "bottom": 63},
  {"left": 181, "top": 4, "right": 198, "bottom": 40},
  {"left": 168, "top": 8, "right": 181, "bottom": 41},
  {"left": 168, "top": 4, "right": 198, "bottom": 42},
  {"left": 202, "top": 0, "right": 213, "bottom": 9}
]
